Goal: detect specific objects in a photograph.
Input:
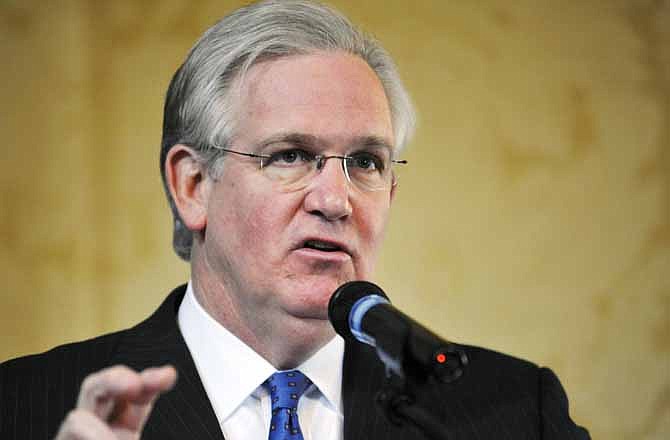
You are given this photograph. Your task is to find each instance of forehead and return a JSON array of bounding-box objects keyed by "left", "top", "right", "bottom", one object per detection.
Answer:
[{"left": 232, "top": 51, "right": 395, "bottom": 151}]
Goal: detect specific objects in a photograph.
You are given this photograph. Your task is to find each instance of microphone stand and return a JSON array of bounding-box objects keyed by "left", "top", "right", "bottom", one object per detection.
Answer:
[{"left": 374, "top": 345, "right": 468, "bottom": 440}]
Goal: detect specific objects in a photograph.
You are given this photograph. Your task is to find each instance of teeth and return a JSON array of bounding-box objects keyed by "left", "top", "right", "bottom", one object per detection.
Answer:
[{"left": 305, "top": 240, "right": 340, "bottom": 251}]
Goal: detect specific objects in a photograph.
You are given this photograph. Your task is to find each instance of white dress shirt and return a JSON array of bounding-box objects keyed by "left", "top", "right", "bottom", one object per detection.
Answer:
[{"left": 178, "top": 282, "right": 344, "bottom": 440}]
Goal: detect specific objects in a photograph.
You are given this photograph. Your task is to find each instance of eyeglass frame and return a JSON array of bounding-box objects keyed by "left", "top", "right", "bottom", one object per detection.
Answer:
[{"left": 212, "top": 146, "right": 408, "bottom": 192}]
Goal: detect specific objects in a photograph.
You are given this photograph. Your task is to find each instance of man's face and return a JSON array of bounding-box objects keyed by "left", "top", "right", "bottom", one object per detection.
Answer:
[{"left": 199, "top": 52, "right": 395, "bottom": 327}]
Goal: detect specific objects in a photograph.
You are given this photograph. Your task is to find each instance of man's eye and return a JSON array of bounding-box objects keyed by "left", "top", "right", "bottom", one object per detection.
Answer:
[
  {"left": 267, "top": 149, "right": 311, "bottom": 166},
  {"left": 350, "top": 153, "right": 384, "bottom": 172}
]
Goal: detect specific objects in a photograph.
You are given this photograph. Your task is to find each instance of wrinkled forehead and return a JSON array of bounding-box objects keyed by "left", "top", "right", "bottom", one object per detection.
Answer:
[{"left": 229, "top": 51, "right": 396, "bottom": 153}]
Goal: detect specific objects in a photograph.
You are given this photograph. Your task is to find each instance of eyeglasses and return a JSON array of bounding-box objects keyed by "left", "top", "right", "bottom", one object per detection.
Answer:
[{"left": 214, "top": 146, "right": 407, "bottom": 192}]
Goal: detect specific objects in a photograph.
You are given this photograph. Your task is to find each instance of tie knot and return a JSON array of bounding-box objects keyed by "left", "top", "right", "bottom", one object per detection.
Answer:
[{"left": 264, "top": 370, "right": 312, "bottom": 410}]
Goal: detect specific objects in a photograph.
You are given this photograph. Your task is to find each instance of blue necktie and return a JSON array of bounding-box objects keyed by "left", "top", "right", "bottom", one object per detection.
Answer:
[{"left": 263, "top": 370, "right": 312, "bottom": 440}]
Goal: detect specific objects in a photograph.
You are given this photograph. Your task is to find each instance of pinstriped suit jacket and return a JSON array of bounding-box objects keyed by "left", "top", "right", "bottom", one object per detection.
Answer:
[{"left": 0, "top": 285, "right": 589, "bottom": 439}]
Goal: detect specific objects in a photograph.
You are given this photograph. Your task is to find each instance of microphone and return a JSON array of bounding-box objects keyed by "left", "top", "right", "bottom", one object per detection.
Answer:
[{"left": 328, "top": 281, "right": 467, "bottom": 383}]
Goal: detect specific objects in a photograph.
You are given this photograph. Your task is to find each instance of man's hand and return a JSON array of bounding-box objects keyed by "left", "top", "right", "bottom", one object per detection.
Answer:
[{"left": 55, "top": 365, "right": 177, "bottom": 440}]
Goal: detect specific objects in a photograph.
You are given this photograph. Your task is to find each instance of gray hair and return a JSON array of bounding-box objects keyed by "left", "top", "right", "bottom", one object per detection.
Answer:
[{"left": 160, "top": 0, "right": 416, "bottom": 261}]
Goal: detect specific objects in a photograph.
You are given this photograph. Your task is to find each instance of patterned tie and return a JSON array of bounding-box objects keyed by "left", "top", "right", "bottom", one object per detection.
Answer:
[{"left": 263, "top": 370, "right": 312, "bottom": 440}]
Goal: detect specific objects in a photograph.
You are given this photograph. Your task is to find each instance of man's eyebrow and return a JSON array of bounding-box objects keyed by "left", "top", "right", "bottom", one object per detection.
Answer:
[
  {"left": 258, "top": 133, "right": 319, "bottom": 149},
  {"left": 257, "top": 132, "right": 394, "bottom": 152},
  {"left": 351, "top": 135, "right": 394, "bottom": 153}
]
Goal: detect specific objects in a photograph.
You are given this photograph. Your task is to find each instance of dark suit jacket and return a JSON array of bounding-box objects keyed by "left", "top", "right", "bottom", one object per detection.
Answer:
[{"left": 1, "top": 285, "right": 589, "bottom": 439}]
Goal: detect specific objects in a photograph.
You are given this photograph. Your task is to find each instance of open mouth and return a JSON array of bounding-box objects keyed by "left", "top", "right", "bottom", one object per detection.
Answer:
[{"left": 303, "top": 239, "right": 345, "bottom": 253}]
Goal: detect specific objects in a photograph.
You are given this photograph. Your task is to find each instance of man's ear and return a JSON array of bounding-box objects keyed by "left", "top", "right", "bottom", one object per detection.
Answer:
[{"left": 165, "top": 144, "right": 210, "bottom": 232}]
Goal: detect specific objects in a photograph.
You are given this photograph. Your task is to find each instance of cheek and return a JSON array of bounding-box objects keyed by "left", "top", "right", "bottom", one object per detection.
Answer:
[
  {"left": 225, "top": 191, "right": 294, "bottom": 257},
  {"left": 357, "top": 200, "right": 391, "bottom": 262}
]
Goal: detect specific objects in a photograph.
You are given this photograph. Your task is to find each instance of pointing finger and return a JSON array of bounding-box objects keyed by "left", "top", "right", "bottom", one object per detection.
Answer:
[{"left": 76, "top": 365, "right": 177, "bottom": 421}]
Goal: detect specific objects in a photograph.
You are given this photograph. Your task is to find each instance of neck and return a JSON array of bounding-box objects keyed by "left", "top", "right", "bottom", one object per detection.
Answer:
[{"left": 190, "top": 252, "right": 335, "bottom": 370}]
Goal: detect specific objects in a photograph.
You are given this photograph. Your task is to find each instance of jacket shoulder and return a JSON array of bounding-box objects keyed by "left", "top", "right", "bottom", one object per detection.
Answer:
[
  {"left": 0, "top": 330, "right": 130, "bottom": 439},
  {"left": 452, "top": 344, "right": 590, "bottom": 439},
  {"left": 1, "top": 328, "right": 127, "bottom": 375}
]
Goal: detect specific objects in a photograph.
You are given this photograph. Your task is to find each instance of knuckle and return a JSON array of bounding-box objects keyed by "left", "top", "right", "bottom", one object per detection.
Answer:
[
  {"left": 106, "top": 364, "right": 135, "bottom": 382},
  {"left": 79, "top": 374, "right": 96, "bottom": 392},
  {"left": 81, "top": 364, "right": 134, "bottom": 394},
  {"left": 108, "top": 364, "right": 133, "bottom": 374}
]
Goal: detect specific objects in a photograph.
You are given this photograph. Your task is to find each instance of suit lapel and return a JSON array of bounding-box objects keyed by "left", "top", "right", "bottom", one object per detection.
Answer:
[{"left": 110, "top": 285, "right": 225, "bottom": 440}]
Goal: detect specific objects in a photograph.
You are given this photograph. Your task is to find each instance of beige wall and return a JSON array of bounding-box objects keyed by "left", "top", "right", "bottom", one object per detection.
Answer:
[{"left": 1, "top": 1, "right": 668, "bottom": 438}]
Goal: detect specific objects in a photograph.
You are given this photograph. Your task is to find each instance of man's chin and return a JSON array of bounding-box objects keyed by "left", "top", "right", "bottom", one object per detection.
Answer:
[
  {"left": 275, "top": 271, "right": 355, "bottom": 317},
  {"left": 283, "top": 294, "right": 331, "bottom": 320}
]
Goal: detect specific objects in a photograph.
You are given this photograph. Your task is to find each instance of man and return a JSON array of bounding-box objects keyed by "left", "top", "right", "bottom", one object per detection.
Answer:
[{"left": 0, "top": 1, "right": 589, "bottom": 439}]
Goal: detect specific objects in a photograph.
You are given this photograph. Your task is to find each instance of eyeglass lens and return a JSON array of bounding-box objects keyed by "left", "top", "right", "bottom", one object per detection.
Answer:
[{"left": 261, "top": 154, "right": 395, "bottom": 192}]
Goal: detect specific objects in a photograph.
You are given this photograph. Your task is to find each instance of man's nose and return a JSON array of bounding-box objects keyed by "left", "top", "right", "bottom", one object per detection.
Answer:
[{"left": 302, "top": 158, "right": 352, "bottom": 221}]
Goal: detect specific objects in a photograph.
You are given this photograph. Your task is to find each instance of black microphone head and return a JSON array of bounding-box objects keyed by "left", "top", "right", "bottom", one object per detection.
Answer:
[{"left": 328, "top": 280, "right": 389, "bottom": 340}]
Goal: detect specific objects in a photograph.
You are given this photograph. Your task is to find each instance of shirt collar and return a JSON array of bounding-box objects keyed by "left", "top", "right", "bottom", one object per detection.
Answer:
[
  {"left": 178, "top": 281, "right": 344, "bottom": 423},
  {"left": 297, "top": 334, "right": 343, "bottom": 414}
]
